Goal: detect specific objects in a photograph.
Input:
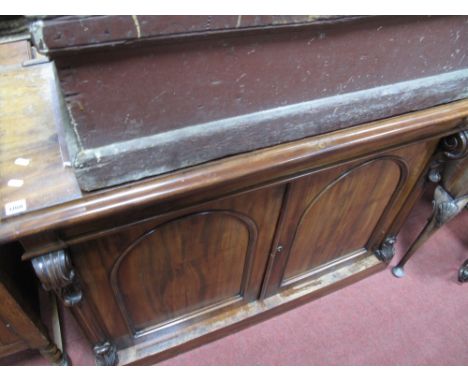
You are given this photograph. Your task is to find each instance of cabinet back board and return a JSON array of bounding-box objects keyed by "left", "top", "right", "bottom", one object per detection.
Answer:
[{"left": 31, "top": 15, "right": 468, "bottom": 190}]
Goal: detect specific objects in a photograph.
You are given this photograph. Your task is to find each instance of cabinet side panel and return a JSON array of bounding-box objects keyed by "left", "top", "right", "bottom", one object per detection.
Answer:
[{"left": 0, "top": 311, "right": 23, "bottom": 347}]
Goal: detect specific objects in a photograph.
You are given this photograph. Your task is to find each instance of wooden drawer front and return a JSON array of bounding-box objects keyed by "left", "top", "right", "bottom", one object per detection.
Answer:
[
  {"left": 263, "top": 139, "right": 438, "bottom": 296},
  {"left": 70, "top": 184, "right": 285, "bottom": 342}
]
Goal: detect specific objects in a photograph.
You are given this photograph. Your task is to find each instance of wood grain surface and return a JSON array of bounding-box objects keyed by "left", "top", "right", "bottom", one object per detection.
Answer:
[
  {"left": 69, "top": 184, "right": 285, "bottom": 344},
  {"left": 0, "top": 42, "right": 81, "bottom": 222},
  {"left": 283, "top": 158, "right": 401, "bottom": 280},
  {"left": 262, "top": 139, "right": 439, "bottom": 296},
  {"left": 0, "top": 40, "right": 31, "bottom": 66}
]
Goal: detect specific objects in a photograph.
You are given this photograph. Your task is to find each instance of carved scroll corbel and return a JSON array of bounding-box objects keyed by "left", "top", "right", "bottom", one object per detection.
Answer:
[
  {"left": 374, "top": 235, "right": 397, "bottom": 263},
  {"left": 441, "top": 128, "right": 468, "bottom": 160},
  {"left": 94, "top": 341, "right": 118, "bottom": 366},
  {"left": 31, "top": 250, "right": 83, "bottom": 307},
  {"left": 427, "top": 127, "right": 468, "bottom": 184},
  {"left": 31, "top": 249, "right": 119, "bottom": 365},
  {"left": 459, "top": 260, "right": 468, "bottom": 283}
]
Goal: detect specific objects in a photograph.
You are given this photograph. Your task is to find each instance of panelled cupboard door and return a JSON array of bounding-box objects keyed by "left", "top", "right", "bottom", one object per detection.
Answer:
[
  {"left": 69, "top": 184, "right": 285, "bottom": 345},
  {"left": 262, "top": 140, "right": 438, "bottom": 297}
]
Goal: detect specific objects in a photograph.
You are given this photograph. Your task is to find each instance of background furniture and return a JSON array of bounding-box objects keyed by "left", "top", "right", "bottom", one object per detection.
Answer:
[
  {"left": 392, "top": 137, "right": 468, "bottom": 280},
  {"left": 0, "top": 243, "right": 69, "bottom": 365}
]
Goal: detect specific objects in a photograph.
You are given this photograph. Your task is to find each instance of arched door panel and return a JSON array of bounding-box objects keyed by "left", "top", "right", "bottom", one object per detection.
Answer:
[
  {"left": 283, "top": 158, "right": 402, "bottom": 283},
  {"left": 259, "top": 139, "right": 439, "bottom": 298},
  {"left": 69, "top": 184, "right": 285, "bottom": 340}
]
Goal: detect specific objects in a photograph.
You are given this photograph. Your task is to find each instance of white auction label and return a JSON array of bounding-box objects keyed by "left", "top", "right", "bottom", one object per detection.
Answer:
[
  {"left": 4, "top": 199, "right": 27, "bottom": 216},
  {"left": 7, "top": 179, "right": 24, "bottom": 187},
  {"left": 14, "top": 158, "right": 31, "bottom": 166}
]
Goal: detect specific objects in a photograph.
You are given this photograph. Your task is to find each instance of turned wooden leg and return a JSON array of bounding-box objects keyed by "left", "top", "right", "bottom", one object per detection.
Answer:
[
  {"left": 39, "top": 342, "right": 70, "bottom": 365},
  {"left": 0, "top": 278, "right": 70, "bottom": 366},
  {"left": 392, "top": 186, "right": 468, "bottom": 278},
  {"left": 31, "top": 250, "right": 119, "bottom": 365}
]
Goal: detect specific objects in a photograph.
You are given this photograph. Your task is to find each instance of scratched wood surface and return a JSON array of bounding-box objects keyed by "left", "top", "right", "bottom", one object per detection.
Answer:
[
  {"left": 0, "top": 40, "right": 31, "bottom": 66},
  {"left": 42, "top": 16, "right": 468, "bottom": 190},
  {"left": 0, "top": 41, "right": 81, "bottom": 222},
  {"left": 34, "top": 15, "right": 346, "bottom": 52}
]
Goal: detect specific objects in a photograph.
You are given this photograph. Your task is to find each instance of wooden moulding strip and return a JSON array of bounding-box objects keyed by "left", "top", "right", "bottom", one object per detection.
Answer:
[
  {"left": 1, "top": 99, "right": 468, "bottom": 245},
  {"left": 34, "top": 16, "right": 362, "bottom": 54},
  {"left": 117, "top": 253, "right": 384, "bottom": 365}
]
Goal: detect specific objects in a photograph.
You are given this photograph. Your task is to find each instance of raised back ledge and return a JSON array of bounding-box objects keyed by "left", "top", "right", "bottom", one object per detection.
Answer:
[
  {"left": 1, "top": 99, "right": 467, "bottom": 247},
  {"left": 39, "top": 15, "right": 467, "bottom": 192},
  {"left": 72, "top": 69, "right": 468, "bottom": 191}
]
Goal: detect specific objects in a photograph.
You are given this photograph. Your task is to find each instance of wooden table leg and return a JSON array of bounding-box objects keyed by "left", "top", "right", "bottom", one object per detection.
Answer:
[
  {"left": 39, "top": 342, "right": 70, "bottom": 365},
  {"left": 392, "top": 185, "right": 468, "bottom": 278}
]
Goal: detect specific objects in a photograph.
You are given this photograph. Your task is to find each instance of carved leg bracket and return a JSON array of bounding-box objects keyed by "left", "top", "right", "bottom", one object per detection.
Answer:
[
  {"left": 374, "top": 235, "right": 396, "bottom": 263},
  {"left": 94, "top": 341, "right": 118, "bottom": 366},
  {"left": 459, "top": 260, "right": 468, "bottom": 283},
  {"left": 31, "top": 250, "right": 119, "bottom": 366},
  {"left": 427, "top": 128, "right": 468, "bottom": 183}
]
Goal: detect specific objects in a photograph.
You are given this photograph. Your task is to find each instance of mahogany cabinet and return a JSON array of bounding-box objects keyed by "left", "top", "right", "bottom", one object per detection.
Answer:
[
  {"left": 1, "top": 16, "right": 468, "bottom": 366},
  {"left": 1, "top": 69, "right": 467, "bottom": 364},
  {"left": 48, "top": 137, "right": 441, "bottom": 365}
]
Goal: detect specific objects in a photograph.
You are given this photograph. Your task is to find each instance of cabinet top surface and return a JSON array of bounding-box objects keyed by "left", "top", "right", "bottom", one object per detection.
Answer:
[{"left": 0, "top": 41, "right": 82, "bottom": 225}]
